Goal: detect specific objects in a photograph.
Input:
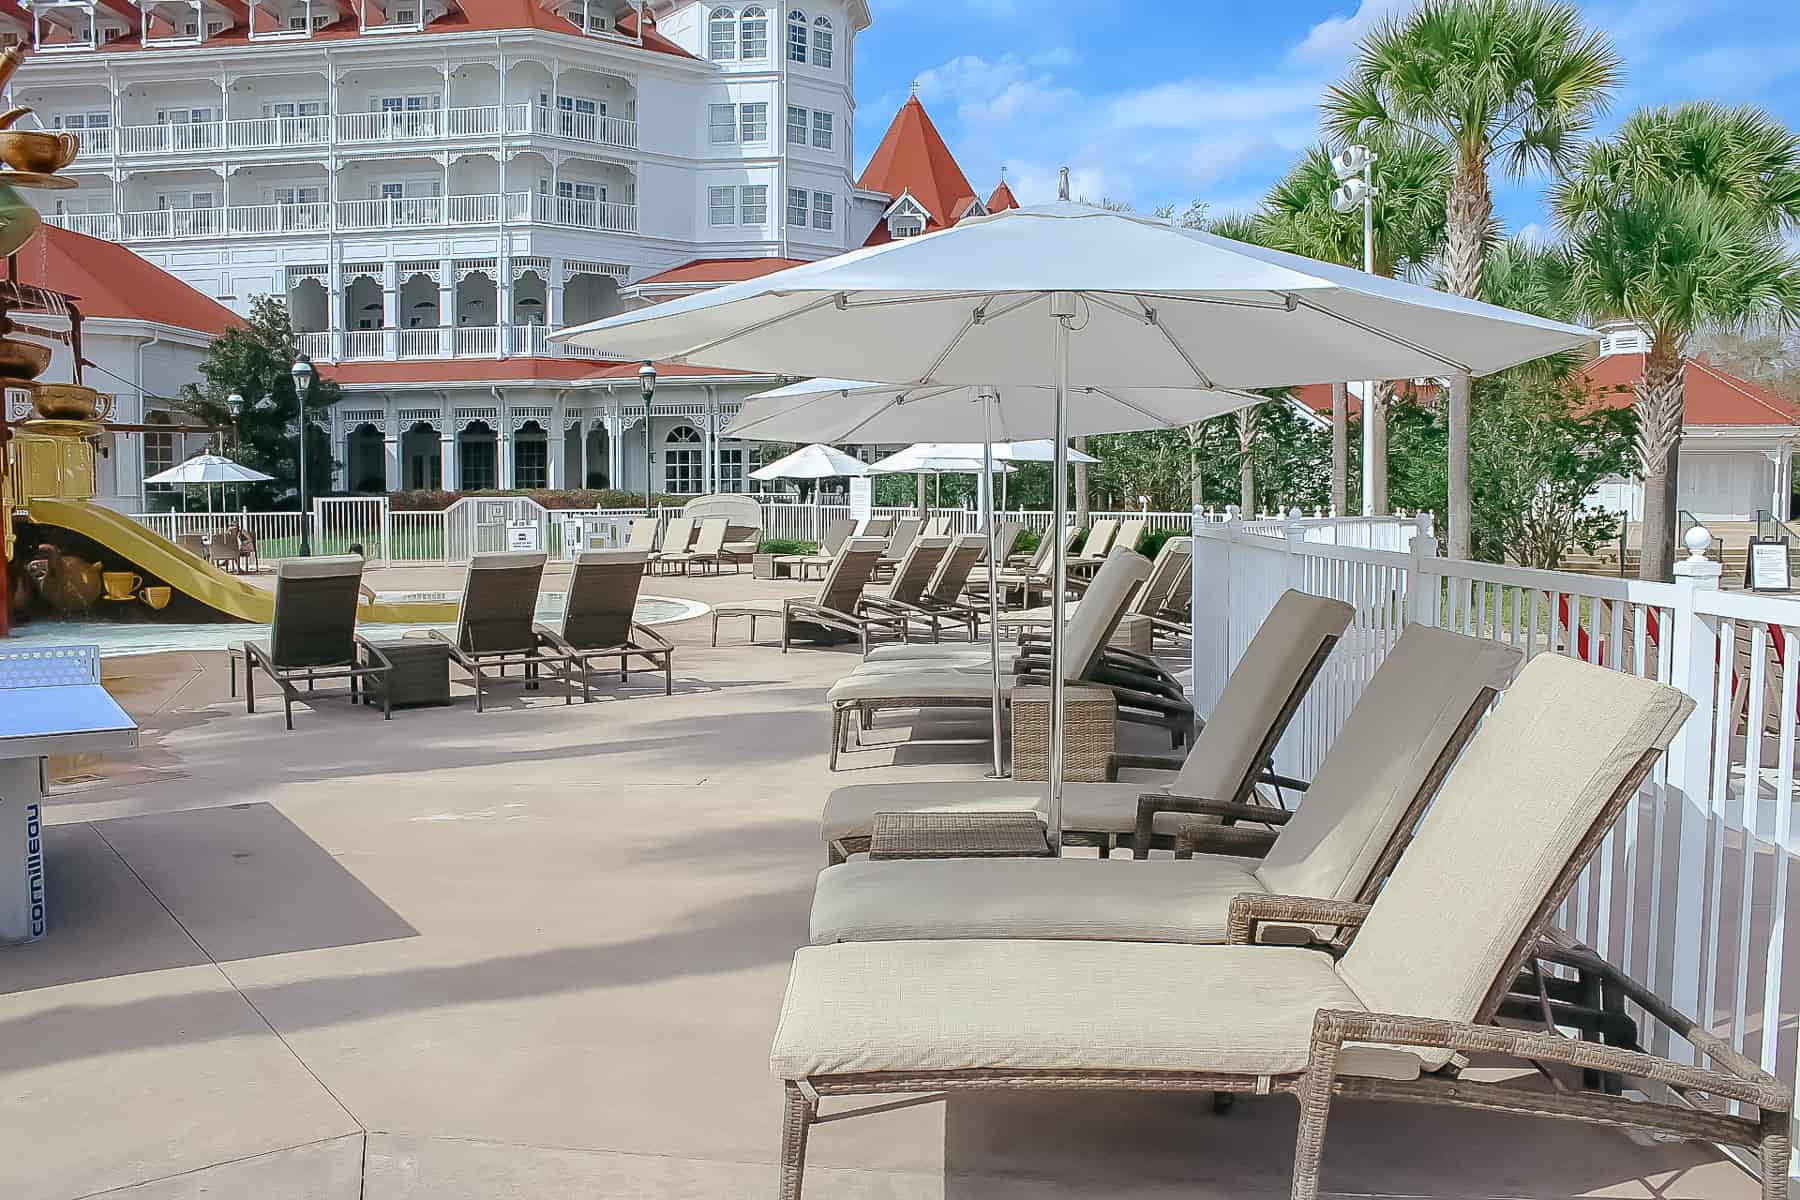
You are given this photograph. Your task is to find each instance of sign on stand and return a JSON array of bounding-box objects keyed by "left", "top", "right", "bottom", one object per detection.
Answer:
[
  {"left": 1749, "top": 536, "right": 1792, "bottom": 592},
  {"left": 507, "top": 521, "right": 542, "bottom": 552},
  {"left": 848, "top": 477, "right": 873, "bottom": 526}
]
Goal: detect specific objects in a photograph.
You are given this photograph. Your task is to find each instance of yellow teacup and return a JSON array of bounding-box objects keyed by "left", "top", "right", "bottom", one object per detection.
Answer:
[
  {"left": 140, "top": 585, "right": 171, "bottom": 610},
  {"left": 102, "top": 570, "right": 142, "bottom": 600}
]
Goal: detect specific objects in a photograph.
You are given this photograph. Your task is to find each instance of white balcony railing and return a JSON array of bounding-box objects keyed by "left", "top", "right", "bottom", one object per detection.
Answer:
[
  {"left": 295, "top": 332, "right": 331, "bottom": 359},
  {"left": 280, "top": 325, "right": 622, "bottom": 364},
  {"left": 46, "top": 192, "right": 639, "bottom": 240},
  {"left": 336, "top": 195, "right": 444, "bottom": 231},
  {"left": 397, "top": 328, "right": 446, "bottom": 358},
  {"left": 229, "top": 202, "right": 332, "bottom": 235},
  {"left": 342, "top": 330, "right": 387, "bottom": 360},
  {"left": 453, "top": 325, "right": 498, "bottom": 357},
  {"left": 76, "top": 104, "right": 639, "bottom": 165},
  {"left": 119, "top": 207, "right": 225, "bottom": 239},
  {"left": 529, "top": 191, "right": 638, "bottom": 233},
  {"left": 55, "top": 211, "right": 121, "bottom": 238}
]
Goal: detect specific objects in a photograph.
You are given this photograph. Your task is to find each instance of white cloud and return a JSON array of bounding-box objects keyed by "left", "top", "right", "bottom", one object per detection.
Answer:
[
  {"left": 912, "top": 53, "right": 1076, "bottom": 128},
  {"left": 1104, "top": 78, "right": 1324, "bottom": 130},
  {"left": 1514, "top": 222, "right": 1547, "bottom": 246},
  {"left": 1287, "top": 0, "right": 1411, "bottom": 66}
]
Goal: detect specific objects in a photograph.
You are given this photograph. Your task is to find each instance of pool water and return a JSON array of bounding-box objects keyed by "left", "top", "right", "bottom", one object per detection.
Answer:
[{"left": 4, "top": 594, "right": 708, "bottom": 656}]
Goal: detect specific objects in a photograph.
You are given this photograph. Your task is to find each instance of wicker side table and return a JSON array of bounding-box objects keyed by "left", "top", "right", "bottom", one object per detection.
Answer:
[
  {"left": 869, "top": 811, "right": 1052, "bottom": 859},
  {"left": 1011, "top": 683, "right": 1116, "bottom": 782},
  {"left": 362, "top": 639, "right": 452, "bottom": 709}
]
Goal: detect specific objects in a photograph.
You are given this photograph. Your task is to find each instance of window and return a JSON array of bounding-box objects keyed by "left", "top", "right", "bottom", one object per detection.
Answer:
[
  {"left": 786, "top": 104, "right": 807, "bottom": 145},
  {"left": 812, "top": 190, "right": 833, "bottom": 230},
  {"left": 787, "top": 186, "right": 808, "bottom": 226},
  {"left": 890, "top": 213, "right": 924, "bottom": 238},
  {"left": 811, "top": 109, "right": 832, "bottom": 150},
  {"left": 183, "top": 20, "right": 197, "bottom": 35},
  {"left": 143, "top": 431, "right": 176, "bottom": 492},
  {"left": 739, "top": 184, "right": 767, "bottom": 224},
  {"left": 665, "top": 425, "right": 703, "bottom": 494},
  {"left": 313, "top": 12, "right": 330, "bottom": 26},
  {"left": 812, "top": 16, "right": 832, "bottom": 67},
  {"left": 206, "top": 18, "right": 224, "bottom": 34},
  {"left": 459, "top": 435, "right": 496, "bottom": 491},
  {"left": 553, "top": 93, "right": 599, "bottom": 137},
  {"left": 708, "top": 185, "right": 736, "bottom": 226},
  {"left": 707, "top": 7, "right": 735, "bottom": 59},
  {"left": 513, "top": 437, "right": 547, "bottom": 490},
  {"left": 708, "top": 103, "right": 736, "bottom": 143},
  {"left": 738, "top": 101, "right": 767, "bottom": 143},
  {"left": 739, "top": 6, "right": 766, "bottom": 57},
  {"left": 718, "top": 447, "right": 745, "bottom": 492},
  {"left": 377, "top": 182, "right": 404, "bottom": 199},
  {"left": 786, "top": 8, "right": 806, "bottom": 61},
  {"left": 273, "top": 185, "right": 321, "bottom": 205},
  {"left": 288, "top": 13, "right": 308, "bottom": 28}
]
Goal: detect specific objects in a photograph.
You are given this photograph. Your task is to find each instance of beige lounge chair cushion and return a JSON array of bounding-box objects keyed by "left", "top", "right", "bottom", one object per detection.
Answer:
[
  {"left": 826, "top": 668, "right": 1016, "bottom": 704},
  {"left": 818, "top": 779, "right": 1189, "bottom": 844},
  {"left": 1336, "top": 652, "right": 1693, "bottom": 1041},
  {"left": 1167, "top": 590, "right": 1352, "bottom": 805},
  {"left": 770, "top": 941, "right": 1363, "bottom": 1080},
  {"left": 713, "top": 598, "right": 795, "bottom": 618},
  {"left": 860, "top": 643, "right": 1014, "bottom": 665},
  {"left": 1253, "top": 627, "right": 1520, "bottom": 902},
  {"left": 811, "top": 857, "right": 1264, "bottom": 945}
]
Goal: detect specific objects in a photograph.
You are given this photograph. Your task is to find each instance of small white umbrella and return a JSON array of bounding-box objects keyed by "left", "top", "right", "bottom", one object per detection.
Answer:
[
  {"left": 748, "top": 442, "right": 868, "bottom": 540},
  {"left": 144, "top": 453, "right": 273, "bottom": 513},
  {"left": 555, "top": 201, "right": 1596, "bottom": 849}
]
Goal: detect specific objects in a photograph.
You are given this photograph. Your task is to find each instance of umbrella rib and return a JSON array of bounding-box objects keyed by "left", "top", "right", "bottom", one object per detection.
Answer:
[
  {"left": 666, "top": 292, "right": 848, "bottom": 362},
  {"left": 918, "top": 295, "right": 1000, "bottom": 383},
  {"left": 1283, "top": 293, "right": 1473, "bottom": 374},
  {"left": 833, "top": 291, "right": 1007, "bottom": 309},
  {"left": 1125, "top": 295, "right": 1216, "bottom": 389}
]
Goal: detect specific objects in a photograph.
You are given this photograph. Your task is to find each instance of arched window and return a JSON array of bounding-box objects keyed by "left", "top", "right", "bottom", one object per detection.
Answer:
[
  {"left": 664, "top": 425, "right": 704, "bottom": 494},
  {"left": 739, "top": 5, "right": 767, "bottom": 58},
  {"left": 811, "top": 15, "right": 832, "bottom": 67},
  {"left": 786, "top": 8, "right": 807, "bottom": 62},
  {"left": 707, "top": 7, "right": 735, "bottom": 60}
]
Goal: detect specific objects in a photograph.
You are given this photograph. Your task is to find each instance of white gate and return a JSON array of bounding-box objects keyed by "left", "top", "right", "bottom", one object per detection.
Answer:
[
  {"left": 444, "top": 496, "right": 549, "bottom": 560},
  {"left": 313, "top": 496, "right": 390, "bottom": 563}
]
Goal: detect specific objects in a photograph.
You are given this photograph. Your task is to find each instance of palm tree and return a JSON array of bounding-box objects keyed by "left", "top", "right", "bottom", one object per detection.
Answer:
[
  {"left": 1261, "top": 134, "right": 1450, "bottom": 513},
  {"left": 1558, "top": 103, "right": 1800, "bottom": 579},
  {"left": 1325, "top": 0, "right": 1621, "bottom": 558}
]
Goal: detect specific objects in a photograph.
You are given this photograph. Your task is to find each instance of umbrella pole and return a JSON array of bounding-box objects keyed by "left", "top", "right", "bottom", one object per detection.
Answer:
[
  {"left": 981, "top": 389, "right": 1003, "bottom": 778},
  {"left": 1048, "top": 293, "right": 1075, "bottom": 855}
]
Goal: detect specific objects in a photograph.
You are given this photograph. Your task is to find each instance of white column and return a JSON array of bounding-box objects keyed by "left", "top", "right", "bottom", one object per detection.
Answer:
[
  {"left": 577, "top": 420, "right": 589, "bottom": 488},
  {"left": 549, "top": 418, "right": 566, "bottom": 489},
  {"left": 384, "top": 419, "right": 401, "bottom": 491},
  {"left": 382, "top": 261, "right": 398, "bottom": 356},
  {"left": 440, "top": 429, "right": 459, "bottom": 490},
  {"left": 439, "top": 259, "right": 456, "bottom": 355},
  {"left": 498, "top": 424, "right": 515, "bottom": 489},
  {"left": 548, "top": 271, "right": 565, "bottom": 330}
]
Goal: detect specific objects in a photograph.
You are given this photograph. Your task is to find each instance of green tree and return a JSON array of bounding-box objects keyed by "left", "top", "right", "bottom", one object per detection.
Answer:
[
  {"left": 1325, "top": 0, "right": 1622, "bottom": 559},
  {"left": 1260, "top": 134, "right": 1450, "bottom": 513},
  {"left": 177, "top": 295, "right": 341, "bottom": 509},
  {"left": 1556, "top": 103, "right": 1800, "bottom": 579}
]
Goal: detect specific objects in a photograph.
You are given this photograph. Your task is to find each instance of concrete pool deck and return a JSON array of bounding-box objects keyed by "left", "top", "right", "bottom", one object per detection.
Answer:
[{"left": 0, "top": 566, "right": 1764, "bottom": 1199}]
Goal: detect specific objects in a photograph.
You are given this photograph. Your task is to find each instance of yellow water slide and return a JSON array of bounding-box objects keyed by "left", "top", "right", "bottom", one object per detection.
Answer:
[{"left": 27, "top": 498, "right": 459, "bottom": 625}]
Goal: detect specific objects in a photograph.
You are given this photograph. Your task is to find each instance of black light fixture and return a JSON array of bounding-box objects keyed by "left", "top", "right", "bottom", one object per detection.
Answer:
[
  {"left": 639, "top": 360, "right": 656, "bottom": 512},
  {"left": 289, "top": 356, "right": 314, "bottom": 555}
]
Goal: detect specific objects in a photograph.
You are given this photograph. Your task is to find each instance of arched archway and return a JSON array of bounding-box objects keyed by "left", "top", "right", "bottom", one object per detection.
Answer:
[
  {"left": 288, "top": 278, "right": 327, "bottom": 332},
  {"left": 345, "top": 423, "right": 386, "bottom": 492},
  {"left": 513, "top": 420, "right": 548, "bottom": 490},
  {"left": 401, "top": 421, "right": 441, "bottom": 490},
  {"left": 456, "top": 271, "right": 496, "bottom": 327},
  {"left": 513, "top": 270, "right": 548, "bottom": 326},
  {"left": 400, "top": 273, "right": 439, "bottom": 328},
  {"left": 580, "top": 421, "right": 609, "bottom": 488},
  {"left": 565, "top": 272, "right": 621, "bottom": 324},
  {"left": 344, "top": 276, "right": 383, "bottom": 329},
  {"left": 458, "top": 420, "right": 497, "bottom": 491}
]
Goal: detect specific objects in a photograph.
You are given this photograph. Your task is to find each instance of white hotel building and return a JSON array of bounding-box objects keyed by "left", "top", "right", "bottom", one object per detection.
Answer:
[{"left": 1, "top": 0, "right": 967, "bottom": 499}]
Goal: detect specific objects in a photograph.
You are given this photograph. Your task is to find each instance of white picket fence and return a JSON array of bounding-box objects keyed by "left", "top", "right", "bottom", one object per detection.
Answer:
[{"left": 1193, "top": 515, "right": 1799, "bottom": 1177}]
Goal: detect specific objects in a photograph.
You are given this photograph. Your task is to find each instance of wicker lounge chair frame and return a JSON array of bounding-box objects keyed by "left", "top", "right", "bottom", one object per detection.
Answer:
[
  {"left": 857, "top": 535, "right": 951, "bottom": 623},
  {"left": 777, "top": 687, "right": 1782, "bottom": 1200},
  {"left": 428, "top": 550, "right": 575, "bottom": 712},
  {"left": 539, "top": 549, "right": 673, "bottom": 698},
  {"left": 236, "top": 556, "right": 392, "bottom": 730},
  {"left": 780, "top": 538, "right": 902, "bottom": 653}
]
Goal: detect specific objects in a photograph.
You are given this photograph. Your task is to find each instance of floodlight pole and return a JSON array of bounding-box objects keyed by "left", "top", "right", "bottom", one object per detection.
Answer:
[
  {"left": 290, "top": 358, "right": 313, "bottom": 556},
  {"left": 639, "top": 361, "right": 656, "bottom": 514},
  {"left": 1047, "top": 292, "right": 1077, "bottom": 855}
]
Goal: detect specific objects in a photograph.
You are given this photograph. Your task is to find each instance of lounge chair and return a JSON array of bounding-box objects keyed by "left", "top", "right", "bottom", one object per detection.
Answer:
[
  {"left": 659, "top": 517, "right": 732, "bottom": 576},
  {"left": 810, "top": 625, "right": 1520, "bottom": 941},
  {"left": 1067, "top": 517, "right": 1119, "bottom": 577},
  {"left": 856, "top": 535, "right": 951, "bottom": 623},
  {"left": 235, "top": 556, "right": 392, "bottom": 730},
  {"left": 623, "top": 518, "right": 659, "bottom": 554},
  {"left": 429, "top": 550, "right": 575, "bottom": 712},
  {"left": 649, "top": 516, "right": 693, "bottom": 575},
  {"left": 925, "top": 515, "right": 954, "bottom": 537},
  {"left": 820, "top": 585, "right": 1348, "bottom": 850},
  {"left": 539, "top": 549, "right": 673, "bottom": 698},
  {"left": 876, "top": 518, "right": 922, "bottom": 569},
  {"left": 780, "top": 517, "right": 854, "bottom": 581},
  {"left": 1003, "top": 536, "right": 1191, "bottom": 639},
  {"left": 769, "top": 656, "right": 1753, "bottom": 1200},
  {"left": 869, "top": 533, "right": 987, "bottom": 643},
  {"left": 709, "top": 538, "right": 897, "bottom": 653},
  {"left": 823, "top": 548, "right": 1176, "bottom": 770},
  {"left": 1151, "top": 558, "right": 1193, "bottom": 642},
  {"left": 861, "top": 516, "right": 894, "bottom": 538},
  {"left": 973, "top": 526, "right": 1076, "bottom": 608}
]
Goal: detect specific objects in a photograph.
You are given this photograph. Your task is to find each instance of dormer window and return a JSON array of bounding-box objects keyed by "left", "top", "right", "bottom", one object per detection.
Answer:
[
  {"left": 101, "top": 24, "right": 124, "bottom": 41},
  {"left": 890, "top": 214, "right": 923, "bottom": 238},
  {"left": 206, "top": 19, "right": 223, "bottom": 34}
]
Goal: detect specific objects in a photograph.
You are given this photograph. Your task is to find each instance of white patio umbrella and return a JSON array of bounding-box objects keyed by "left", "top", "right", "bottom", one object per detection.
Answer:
[
  {"left": 143, "top": 453, "right": 274, "bottom": 513},
  {"left": 748, "top": 442, "right": 868, "bottom": 540},
  {"left": 554, "top": 201, "right": 1595, "bottom": 850}
]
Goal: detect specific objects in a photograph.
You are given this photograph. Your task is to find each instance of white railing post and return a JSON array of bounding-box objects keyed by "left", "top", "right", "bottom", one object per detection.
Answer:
[
  {"left": 1661, "top": 525, "right": 1723, "bottom": 1063},
  {"left": 1405, "top": 533, "right": 1441, "bottom": 628}
]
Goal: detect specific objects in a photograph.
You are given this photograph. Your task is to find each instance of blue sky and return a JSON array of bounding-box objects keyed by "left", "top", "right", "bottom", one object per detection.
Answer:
[{"left": 852, "top": 0, "right": 1800, "bottom": 245}]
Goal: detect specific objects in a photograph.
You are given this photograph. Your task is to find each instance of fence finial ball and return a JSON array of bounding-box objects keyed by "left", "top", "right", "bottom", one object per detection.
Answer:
[{"left": 1683, "top": 524, "right": 1713, "bottom": 561}]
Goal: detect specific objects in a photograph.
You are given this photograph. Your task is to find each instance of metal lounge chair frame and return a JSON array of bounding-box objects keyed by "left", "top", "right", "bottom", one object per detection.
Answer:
[
  {"left": 780, "top": 538, "right": 902, "bottom": 654},
  {"left": 429, "top": 550, "right": 576, "bottom": 712},
  {"left": 539, "top": 549, "right": 673, "bottom": 698},
  {"left": 869, "top": 534, "right": 987, "bottom": 643},
  {"left": 236, "top": 555, "right": 392, "bottom": 731},
  {"left": 650, "top": 516, "right": 694, "bottom": 576},
  {"left": 660, "top": 517, "right": 734, "bottom": 576}
]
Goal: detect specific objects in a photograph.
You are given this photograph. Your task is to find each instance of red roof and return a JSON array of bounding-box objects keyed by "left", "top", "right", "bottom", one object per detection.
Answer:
[
  {"left": 856, "top": 97, "right": 980, "bottom": 246},
  {"left": 29, "top": 0, "right": 698, "bottom": 58},
  {"left": 632, "top": 257, "right": 810, "bottom": 287},
  {"left": 322, "top": 357, "right": 757, "bottom": 386},
  {"left": 1289, "top": 380, "right": 1440, "bottom": 420},
  {"left": 987, "top": 180, "right": 1019, "bottom": 212},
  {"left": 8, "top": 227, "right": 237, "bottom": 335},
  {"left": 1582, "top": 353, "right": 1799, "bottom": 427}
]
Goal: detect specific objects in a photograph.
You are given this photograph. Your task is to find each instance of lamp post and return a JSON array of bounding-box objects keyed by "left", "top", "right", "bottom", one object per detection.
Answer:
[
  {"left": 639, "top": 360, "right": 656, "bottom": 514},
  {"left": 289, "top": 357, "right": 314, "bottom": 555},
  {"left": 1332, "top": 144, "right": 1379, "bottom": 517}
]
